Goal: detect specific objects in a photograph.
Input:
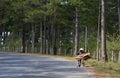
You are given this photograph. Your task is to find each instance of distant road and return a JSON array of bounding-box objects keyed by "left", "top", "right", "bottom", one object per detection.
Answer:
[{"left": 0, "top": 52, "right": 94, "bottom": 78}]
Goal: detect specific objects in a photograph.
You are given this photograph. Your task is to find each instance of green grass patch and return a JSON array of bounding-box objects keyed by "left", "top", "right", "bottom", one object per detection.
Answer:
[
  {"left": 87, "top": 59, "right": 120, "bottom": 78},
  {"left": 9, "top": 52, "right": 76, "bottom": 61}
]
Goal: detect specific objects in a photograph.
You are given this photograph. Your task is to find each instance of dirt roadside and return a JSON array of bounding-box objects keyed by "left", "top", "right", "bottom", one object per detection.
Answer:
[
  {"left": 85, "top": 64, "right": 114, "bottom": 78},
  {"left": 85, "top": 64, "right": 104, "bottom": 78}
]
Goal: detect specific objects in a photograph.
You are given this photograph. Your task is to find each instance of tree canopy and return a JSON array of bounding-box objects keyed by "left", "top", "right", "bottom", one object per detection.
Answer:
[{"left": 0, "top": 0, "right": 119, "bottom": 57}]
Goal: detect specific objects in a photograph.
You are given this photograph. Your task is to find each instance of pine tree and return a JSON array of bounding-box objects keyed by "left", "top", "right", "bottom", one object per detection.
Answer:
[{"left": 101, "top": 0, "right": 108, "bottom": 62}]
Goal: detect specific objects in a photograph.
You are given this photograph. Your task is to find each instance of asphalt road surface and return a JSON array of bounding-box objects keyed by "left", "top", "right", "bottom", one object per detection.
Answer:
[{"left": 0, "top": 52, "right": 94, "bottom": 78}]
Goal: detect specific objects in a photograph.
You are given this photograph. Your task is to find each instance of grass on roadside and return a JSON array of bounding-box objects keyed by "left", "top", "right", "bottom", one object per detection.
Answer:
[
  {"left": 86, "top": 59, "right": 120, "bottom": 78},
  {"left": 10, "top": 52, "right": 76, "bottom": 61}
]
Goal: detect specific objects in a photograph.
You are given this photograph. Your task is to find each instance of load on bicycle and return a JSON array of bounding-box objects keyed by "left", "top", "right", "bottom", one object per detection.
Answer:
[{"left": 75, "top": 48, "right": 91, "bottom": 67}]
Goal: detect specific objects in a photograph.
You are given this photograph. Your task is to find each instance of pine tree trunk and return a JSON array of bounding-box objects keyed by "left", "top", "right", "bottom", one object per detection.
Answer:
[
  {"left": 22, "top": 26, "right": 26, "bottom": 53},
  {"left": 50, "top": 25, "right": 54, "bottom": 54},
  {"left": 85, "top": 26, "right": 87, "bottom": 52},
  {"left": 21, "top": 2, "right": 26, "bottom": 53},
  {"left": 40, "top": 22, "right": 43, "bottom": 54},
  {"left": 47, "top": 24, "right": 50, "bottom": 54},
  {"left": 43, "top": 17, "right": 46, "bottom": 54},
  {"left": 118, "top": 0, "right": 120, "bottom": 35},
  {"left": 111, "top": 51, "right": 114, "bottom": 61},
  {"left": 97, "top": 0, "right": 101, "bottom": 61},
  {"left": 118, "top": 51, "right": 120, "bottom": 62},
  {"left": 58, "top": 30, "right": 61, "bottom": 55},
  {"left": 31, "top": 23, "right": 35, "bottom": 53},
  {"left": 53, "top": 27, "right": 57, "bottom": 55},
  {"left": 101, "top": 0, "right": 108, "bottom": 62},
  {"left": 2, "top": 26, "right": 5, "bottom": 46},
  {"left": 74, "top": 7, "right": 79, "bottom": 55}
]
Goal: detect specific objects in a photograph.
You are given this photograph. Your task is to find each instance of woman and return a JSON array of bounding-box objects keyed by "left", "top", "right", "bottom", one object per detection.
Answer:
[
  {"left": 76, "top": 48, "right": 85, "bottom": 67},
  {"left": 77, "top": 48, "right": 85, "bottom": 55}
]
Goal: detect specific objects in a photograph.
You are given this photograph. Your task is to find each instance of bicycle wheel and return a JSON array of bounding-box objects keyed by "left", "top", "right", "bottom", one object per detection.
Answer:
[{"left": 77, "top": 59, "right": 81, "bottom": 67}]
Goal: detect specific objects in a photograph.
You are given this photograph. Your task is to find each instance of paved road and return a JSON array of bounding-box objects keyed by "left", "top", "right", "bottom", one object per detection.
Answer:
[{"left": 0, "top": 52, "right": 94, "bottom": 78}]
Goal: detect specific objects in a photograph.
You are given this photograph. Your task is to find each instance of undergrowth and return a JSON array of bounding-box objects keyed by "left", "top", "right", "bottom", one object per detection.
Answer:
[{"left": 87, "top": 59, "right": 120, "bottom": 78}]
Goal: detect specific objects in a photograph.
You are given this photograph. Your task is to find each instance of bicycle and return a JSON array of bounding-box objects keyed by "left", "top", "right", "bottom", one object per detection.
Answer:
[{"left": 75, "top": 52, "right": 90, "bottom": 67}]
